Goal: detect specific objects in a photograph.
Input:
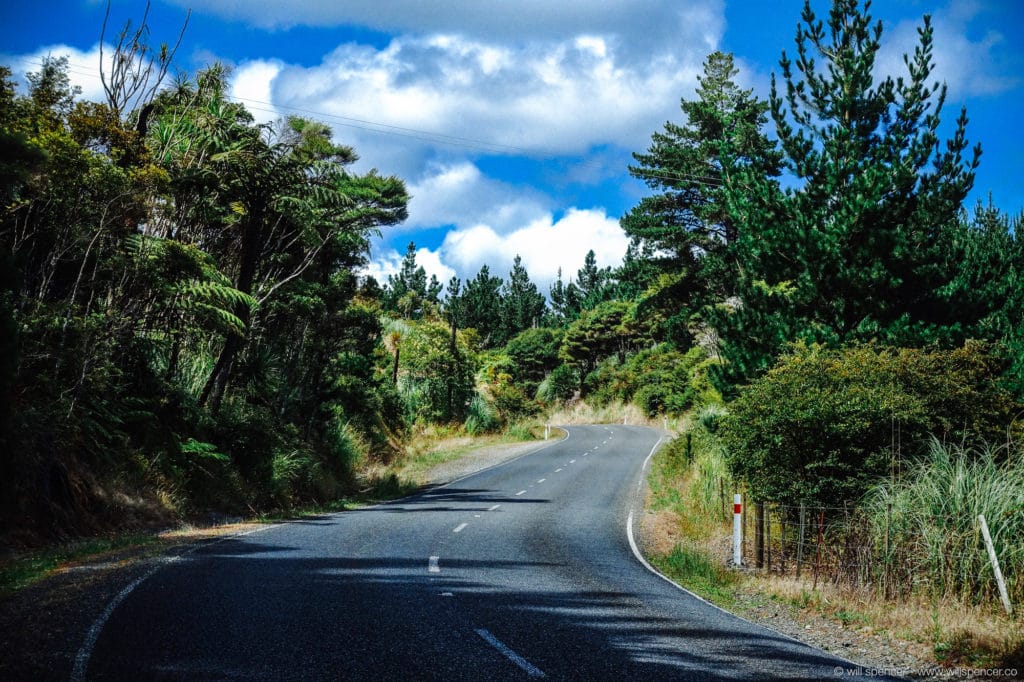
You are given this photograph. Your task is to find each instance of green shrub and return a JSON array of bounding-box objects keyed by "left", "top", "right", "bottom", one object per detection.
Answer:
[
  {"left": 465, "top": 395, "right": 500, "bottom": 435},
  {"left": 696, "top": 404, "right": 727, "bottom": 434},
  {"left": 863, "top": 439, "right": 1024, "bottom": 604},
  {"left": 721, "top": 342, "right": 1017, "bottom": 505},
  {"left": 536, "top": 363, "right": 578, "bottom": 404}
]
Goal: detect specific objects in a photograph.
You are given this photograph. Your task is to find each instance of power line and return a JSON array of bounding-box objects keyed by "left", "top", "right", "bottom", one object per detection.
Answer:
[{"left": 19, "top": 56, "right": 727, "bottom": 189}]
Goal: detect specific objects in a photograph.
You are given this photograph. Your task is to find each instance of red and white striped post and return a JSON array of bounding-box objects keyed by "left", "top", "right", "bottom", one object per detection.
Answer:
[{"left": 733, "top": 494, "right": 743, "bottom": 566}]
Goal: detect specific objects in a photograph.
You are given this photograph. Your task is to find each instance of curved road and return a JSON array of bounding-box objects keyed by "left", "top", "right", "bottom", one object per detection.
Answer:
[{"left": 81, "top": 425, "right": 877, "bottom": 680}]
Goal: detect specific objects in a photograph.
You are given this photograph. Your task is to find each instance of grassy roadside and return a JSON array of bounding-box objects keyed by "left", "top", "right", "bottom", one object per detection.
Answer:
[
  {"left": 0, "top": 422, "right": 545, "bottom": 596},
  {"left": 642, "top": 421, "right": 1024, "bottom": 671}
]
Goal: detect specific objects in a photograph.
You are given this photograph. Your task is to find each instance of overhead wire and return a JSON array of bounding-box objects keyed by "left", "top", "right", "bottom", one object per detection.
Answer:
[{"left": 19, "top": 55, "right": 728, "bottom": 189}]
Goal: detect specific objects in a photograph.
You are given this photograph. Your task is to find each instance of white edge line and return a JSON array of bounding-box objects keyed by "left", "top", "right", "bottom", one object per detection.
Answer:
[
  {"left": 626, "top": 435, "right": 751, "bottom": 616},
  {"left": 71, "top": 523, "right": 280, "bottom": 682},
  {"left": 475, "top": 628, "right": 545, "bottom": 678},
  {"left": 624, "top": 436, "right": 868, "bottom": 669}
]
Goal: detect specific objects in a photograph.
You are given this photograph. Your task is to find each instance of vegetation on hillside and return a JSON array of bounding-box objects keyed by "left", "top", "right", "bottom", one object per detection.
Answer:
[{"left": 2, "top": 6, "right": 1023, "bottom": 656}]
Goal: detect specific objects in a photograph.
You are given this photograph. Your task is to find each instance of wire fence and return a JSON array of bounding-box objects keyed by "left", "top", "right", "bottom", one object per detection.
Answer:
[{"left": 712, "top": 488, "right": 1021, "bottom": 609}]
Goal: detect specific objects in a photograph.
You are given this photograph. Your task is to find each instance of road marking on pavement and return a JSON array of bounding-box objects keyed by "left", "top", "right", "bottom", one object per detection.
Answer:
[
  {"left": 489, "top": 504, "right": 501, "bottom": 511},
  {"left": 537, "top": 478, "right": 545, "bottom": 483},
  {"left": 441, "top": 592, "right": 454, "bottom": 597},
  {"left": 475, "top": 628, "right": 546, "bottom": 678},
  {"left": 429, "top": 556, "right": 441, "bottom": 573},
  {"left": 474, "top": 514, "right": 481, "bottom": 518},
  {"left": 569, "top": 459, "right": 576, "bottom": 464},
  {"left": 453, "top": 523, "right": 468, "bottom": 533},
  {"left": 515, "top": 490, "right": 527, "bottom": 496},
  {"left": 555, "top": 468, "right": 563, "bottom": 472},
  {"left": 71, "top": 523, "right": 281, "bottom": 682}
]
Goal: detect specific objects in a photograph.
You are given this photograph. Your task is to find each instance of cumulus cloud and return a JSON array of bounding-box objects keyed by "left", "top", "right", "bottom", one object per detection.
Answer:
[
  {"left": 256, "top": 31, "right": 706, "bottom": 160},
  {"left": 167, "top": 0, "right": 723, "bottom": 64},
  {"left": 228, "top": 59, "right": 285, "bottom": 124},
  {"left": 404, "top": 161, "right": 551, "bottom": 234},
  {"left": 369, "top": 206, "right": 629, "bottom": 290},
  {"left": 1, "top": 43, "right": 109, "bottom": 102}
]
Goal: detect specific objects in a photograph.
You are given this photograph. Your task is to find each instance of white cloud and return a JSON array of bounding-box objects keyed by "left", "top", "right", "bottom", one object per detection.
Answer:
[
  {"left": 404, "top": 161, "right": 550, "bottom": 234},
  {"left": 254, "top": 32, "right": 705, "bottom": 161},
  {"left": 168, "top": 0, "right": 723, "bottom": 64},
  {"left": 417, "top": 207, "right": 628, "bottom": 288},
  {"left": 2, "top": 43, "right": 109, "bottom": 103},
  {"left": 365, "top": 244, "right": 456, "bottom": 287},
  {"left": 228, "top": 59, "right": 285, "bottom": 124}
]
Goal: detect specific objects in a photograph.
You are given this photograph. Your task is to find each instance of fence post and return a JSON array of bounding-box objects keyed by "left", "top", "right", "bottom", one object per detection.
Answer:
[
  {"left": 796, "top": 503, "right": 805, "bottom": 578},
  {"left": 978, "top": 514, "right": 1014, "bottom": 616},
  {"left": 733, "top": 494, "right": 743, "bottom": 567},
  {"left": 812, "top": 509, "right": 824, "bottom": 590},
  {"left": 765, "top": 504, "right": 772, "bottom": 572},
  {"left": 755, "top": 501, "right": 764, "bottom": 569},
  {"left": 884, "top": 502, "right": 891, "bottom": 598}
]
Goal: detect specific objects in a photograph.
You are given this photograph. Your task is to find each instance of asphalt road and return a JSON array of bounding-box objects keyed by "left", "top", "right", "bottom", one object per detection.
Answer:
[{"left": 79, "top": 425, "right": 880, "bottom": 680}]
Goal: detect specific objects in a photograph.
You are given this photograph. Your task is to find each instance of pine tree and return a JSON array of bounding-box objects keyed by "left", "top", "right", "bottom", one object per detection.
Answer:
[
  {"left": 499, "top": 255, "right": 546, "bottom": 345},
  {"left": 712, "top": 0, "right": 982, "bottom": 390},
  {"left": 621, "top": 51, "right": 780, "bottom": 345},
  {"left": 461, "top": 265, "right": 504, "bottom": 348}
]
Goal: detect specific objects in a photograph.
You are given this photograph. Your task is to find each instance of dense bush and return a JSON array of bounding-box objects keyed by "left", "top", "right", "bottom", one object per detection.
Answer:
[
  {"left": 862, "top": 439, "right": 1024, "bottom": 604},
  {"left": 535, "top": 363, "right": 578, "bottom": 404},
  {"left": 720, "top": 342, "right": 1017, "bottom": 504}
]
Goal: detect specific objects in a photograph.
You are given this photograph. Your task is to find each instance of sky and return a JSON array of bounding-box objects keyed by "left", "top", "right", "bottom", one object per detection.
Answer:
[{"left": 2, "top": 0, "right": 1022, "bottom": 291}]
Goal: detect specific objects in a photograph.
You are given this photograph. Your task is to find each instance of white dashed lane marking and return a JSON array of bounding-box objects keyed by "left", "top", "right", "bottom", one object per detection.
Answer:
[
  {"left": 515, "top": 490, "right": 527, "bottom": 496},
  {"left": 429, "top": 556, "right": 441, "bottom": 573},
  {"left": 453, "top": 523, "right": 468, "bottom": 533}
]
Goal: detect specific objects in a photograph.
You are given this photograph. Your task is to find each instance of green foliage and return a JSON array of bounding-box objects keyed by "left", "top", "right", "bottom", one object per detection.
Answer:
[
  {"left": 0, "top": 54, "right": 411, "bottom": 538},
  {"left": 721, "top": 342, "right": 1017, "bottom": 505},
  {"left": 465, "top": 395, "right": 500, "bottom": 435},
  {"left": 621, "top": 51, "right": 780, "bottom": 347},
  {"left": 399, "top": 321, "right": 477, "bottom": 424},
  {"left": 535, "top": 363, "right": 578, "bottom": 404},
  {"left": 499, "top": 255, "right": 546, "bottom": 346},
  {"left": 504, "top": 327, "right": 562, "bottom": 391},
  {"left": 863, "top": 439, "right": 1024, "bottom": 605},
  {"left": 709, "top": 1, "right": 982, "bottom": 389}
]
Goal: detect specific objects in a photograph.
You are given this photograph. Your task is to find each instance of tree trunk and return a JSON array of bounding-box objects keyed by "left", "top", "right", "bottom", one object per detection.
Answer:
[{"left": 199, "top": 209, "right": 262, "bottom": 413}]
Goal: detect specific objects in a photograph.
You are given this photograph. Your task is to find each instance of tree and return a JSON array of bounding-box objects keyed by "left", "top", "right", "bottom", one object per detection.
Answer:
[
  {"left": 622, "top": 51, "right": 780, "bottom": 345},
  {"left": 498, "top": 255, "right": 546, "bottom": 345},
  {"left": 713, "top": 0, "right": 980, "bottom": 391},
  {"left": 720, "top": 342, "right": 1015, "bottom": 505},
  {"left": 559, "top": 300, "right": 646, "bottom": 392},
  {"left": 461, "top": 265, "right": 504, "bottom": 348}
]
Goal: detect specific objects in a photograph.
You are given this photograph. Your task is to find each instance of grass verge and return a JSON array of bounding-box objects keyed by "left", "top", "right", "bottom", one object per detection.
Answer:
[{"left": 642, "top": 419, "right": 1024, "bottom": 671}]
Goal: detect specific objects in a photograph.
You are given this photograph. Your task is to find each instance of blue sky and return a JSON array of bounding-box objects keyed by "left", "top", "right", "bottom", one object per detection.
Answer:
[{"left": 2, "top": 1, "right": 1021, "bottom": 289}]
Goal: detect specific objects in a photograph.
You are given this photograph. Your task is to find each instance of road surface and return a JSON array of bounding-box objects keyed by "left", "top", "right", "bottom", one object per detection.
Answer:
[{"left": 79, "top": 425, "right": 879, "bottom": 680}]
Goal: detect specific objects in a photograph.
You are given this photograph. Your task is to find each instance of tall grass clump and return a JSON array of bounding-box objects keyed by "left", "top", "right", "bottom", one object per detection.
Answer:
[
  {"left": 863, "top": 438, "right": 1024, "bottom": 606},
  {"left": 465, "top": 395, "right": 500, "bottom": 435}
]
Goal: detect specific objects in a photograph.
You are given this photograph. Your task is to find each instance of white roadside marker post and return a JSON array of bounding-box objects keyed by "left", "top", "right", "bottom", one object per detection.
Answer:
[
  {"left": 545, "top": 424, "right": 550, "bottom": 440},
  {"left": 733, "top": 494, "right": 743, "bottom": 567},
  {"left": 978, "top": 514, "right": 1013, "bottom": 615}
]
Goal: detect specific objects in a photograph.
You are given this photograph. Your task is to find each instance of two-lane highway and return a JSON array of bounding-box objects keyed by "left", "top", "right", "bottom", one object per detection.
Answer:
[{"left": 80, "top": 425, "right": 882, "bottom": 680}]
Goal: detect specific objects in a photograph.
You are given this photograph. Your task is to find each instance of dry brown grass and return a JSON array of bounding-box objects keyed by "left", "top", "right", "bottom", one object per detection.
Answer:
[{"left": 738, "top": 571, "right": 1024, "bottom": 667}]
